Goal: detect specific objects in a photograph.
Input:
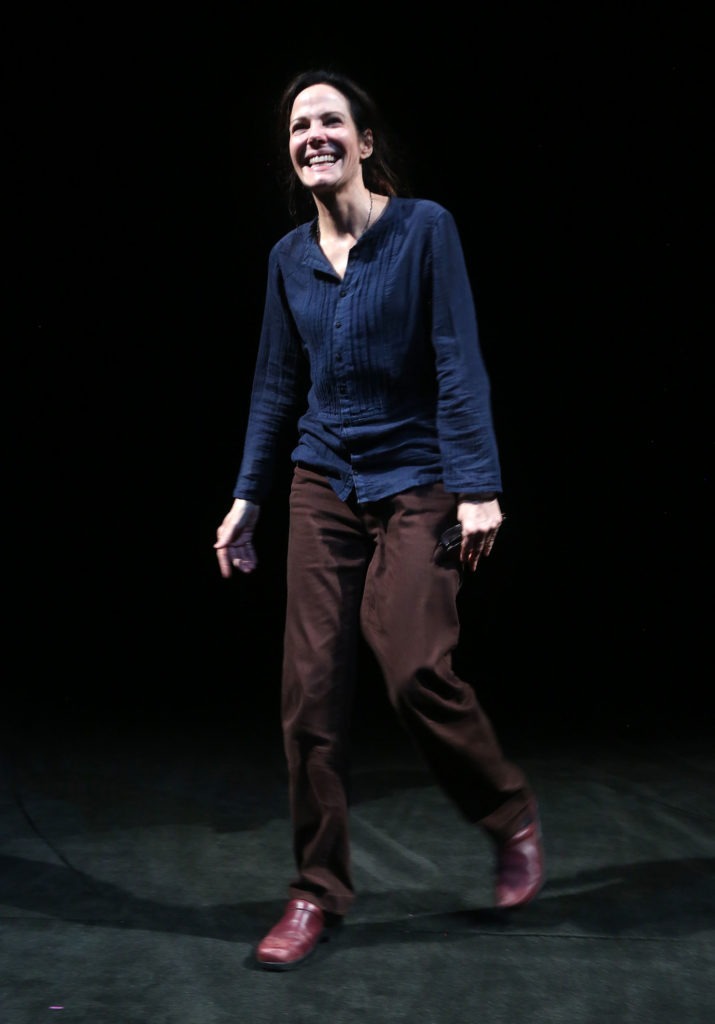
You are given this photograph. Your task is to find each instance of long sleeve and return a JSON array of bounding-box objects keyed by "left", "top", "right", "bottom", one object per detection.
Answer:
[
  {"left": 232, "top": 248, "right": 307, "bottom": 503},
  {"left": 430, "top": 208, "right": 502, "bottom": 494}
]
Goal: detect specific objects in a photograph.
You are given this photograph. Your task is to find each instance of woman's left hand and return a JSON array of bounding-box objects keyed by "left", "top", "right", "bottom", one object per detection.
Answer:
[{"left": 457, "top": 498, "right": 505, "bottom": 572}]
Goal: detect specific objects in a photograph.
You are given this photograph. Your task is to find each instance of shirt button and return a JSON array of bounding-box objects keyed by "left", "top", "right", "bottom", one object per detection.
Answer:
[{"left": 335, "top": 322, "right": 342, "bottom": 328}]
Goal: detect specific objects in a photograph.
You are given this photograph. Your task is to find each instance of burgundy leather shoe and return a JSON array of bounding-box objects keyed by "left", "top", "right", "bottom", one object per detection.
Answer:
[
  {"left": 494, "top": 799, "right": 545, "bottom": 908},
  {"left": 255, "top": 899, "right": 328, "bottom": 971}
]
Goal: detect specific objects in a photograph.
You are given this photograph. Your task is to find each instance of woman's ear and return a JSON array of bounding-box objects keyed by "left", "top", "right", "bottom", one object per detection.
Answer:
[{"left": 361, "top": 129, "right": 374, "bottom": 159}]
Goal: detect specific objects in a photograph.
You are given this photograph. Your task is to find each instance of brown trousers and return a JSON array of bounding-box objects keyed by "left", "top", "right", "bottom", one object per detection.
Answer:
[{"left": 282, "top": 464, "right": 532, "bottom": 916}]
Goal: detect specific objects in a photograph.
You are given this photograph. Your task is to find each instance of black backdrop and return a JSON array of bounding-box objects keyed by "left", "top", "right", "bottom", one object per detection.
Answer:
[{"left": 10, "top": 10, "right": 711, "bottom": 737}]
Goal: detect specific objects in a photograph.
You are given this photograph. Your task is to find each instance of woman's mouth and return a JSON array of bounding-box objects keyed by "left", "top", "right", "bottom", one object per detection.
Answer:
[{"left": 307, "top": 154, "right": 337, "bottom": 167}]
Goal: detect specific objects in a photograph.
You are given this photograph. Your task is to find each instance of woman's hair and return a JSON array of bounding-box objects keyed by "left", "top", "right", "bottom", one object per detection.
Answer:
[{"left": 276, "top": 68, "right": 411, "bottom": 223}]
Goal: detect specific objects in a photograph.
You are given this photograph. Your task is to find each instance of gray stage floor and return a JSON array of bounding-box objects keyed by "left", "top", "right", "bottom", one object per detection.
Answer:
[{"left": 1, "top": 709, "right": 713, "bottom": 1024}]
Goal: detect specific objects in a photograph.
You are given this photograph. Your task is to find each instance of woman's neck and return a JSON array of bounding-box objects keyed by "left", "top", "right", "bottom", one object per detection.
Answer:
[{"left": 314, "top": 186, "right": 374, "bottom": 244}]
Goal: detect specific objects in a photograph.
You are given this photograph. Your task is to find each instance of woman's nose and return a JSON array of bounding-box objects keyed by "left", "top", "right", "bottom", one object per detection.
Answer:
[{"left": 307, "top": 122, "right": 326, "bottom": 145}]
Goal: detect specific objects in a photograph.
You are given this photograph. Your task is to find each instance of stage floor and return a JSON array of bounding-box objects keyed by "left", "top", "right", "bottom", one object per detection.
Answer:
[{"left": 2, "top": 709, "right": 713, "bottom": 1024}]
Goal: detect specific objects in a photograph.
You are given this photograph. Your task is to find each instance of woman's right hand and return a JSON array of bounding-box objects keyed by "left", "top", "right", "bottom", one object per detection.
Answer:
[{"left": 214, "top": 498, "right": 261, "bottom": 577}]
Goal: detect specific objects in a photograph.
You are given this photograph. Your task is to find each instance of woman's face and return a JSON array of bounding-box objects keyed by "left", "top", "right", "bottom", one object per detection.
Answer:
[{"left": 288, "top": 83, "right": 372, "bottom": 195}]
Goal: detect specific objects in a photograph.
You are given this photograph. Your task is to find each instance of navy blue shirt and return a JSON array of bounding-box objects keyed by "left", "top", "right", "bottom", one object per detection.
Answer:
[{"left": 233, "top": 197, "right": 503, "bottom": 505}]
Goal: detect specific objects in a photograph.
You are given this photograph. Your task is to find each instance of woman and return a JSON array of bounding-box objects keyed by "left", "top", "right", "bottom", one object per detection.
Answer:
[{"left": 215, "top": 68, "right": 544, "bottom": 970}]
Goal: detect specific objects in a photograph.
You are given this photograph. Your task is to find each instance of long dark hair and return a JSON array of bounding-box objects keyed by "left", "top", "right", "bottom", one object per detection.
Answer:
[{"left": 276, "top": 68, "right": 411, "bottom": 224}]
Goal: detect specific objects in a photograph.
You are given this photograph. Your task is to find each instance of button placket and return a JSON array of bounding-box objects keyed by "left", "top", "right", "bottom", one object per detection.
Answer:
[{"left": 333, "top": 282, "right": 353, "bottom": 432}]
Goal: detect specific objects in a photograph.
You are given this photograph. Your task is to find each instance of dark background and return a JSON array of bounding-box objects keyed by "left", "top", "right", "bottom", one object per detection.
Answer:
[{"left": 10, "top": 10, "right": 711, "bottom": 739}]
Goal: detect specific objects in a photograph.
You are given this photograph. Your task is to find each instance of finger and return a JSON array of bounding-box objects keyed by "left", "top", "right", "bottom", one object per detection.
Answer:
[
  {"left": 482, "top": 525, "right": 502, "bottom": 556},
  {"left": 460, "top": 544, "right": 480, "bottom": 572},
  {"left": 215, "top": 546, "right": 234, "bottom": 579},
  {"left": 232, "top": 554, "right": 257, "bottom": 573},
  {"left": 231, "top": 542, "right": 257, "bottom": 574}
]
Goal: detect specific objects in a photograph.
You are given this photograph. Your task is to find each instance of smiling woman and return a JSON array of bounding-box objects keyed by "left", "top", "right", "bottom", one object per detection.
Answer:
[
  {"left": 214, "top": 67, "right": 543, "bottom": 971},
  {"left": 287, "top": 81, "right": 381, "bottom": 276},
  {"left": 278, "top": 69, "right": 405, "bottom": 227}
]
